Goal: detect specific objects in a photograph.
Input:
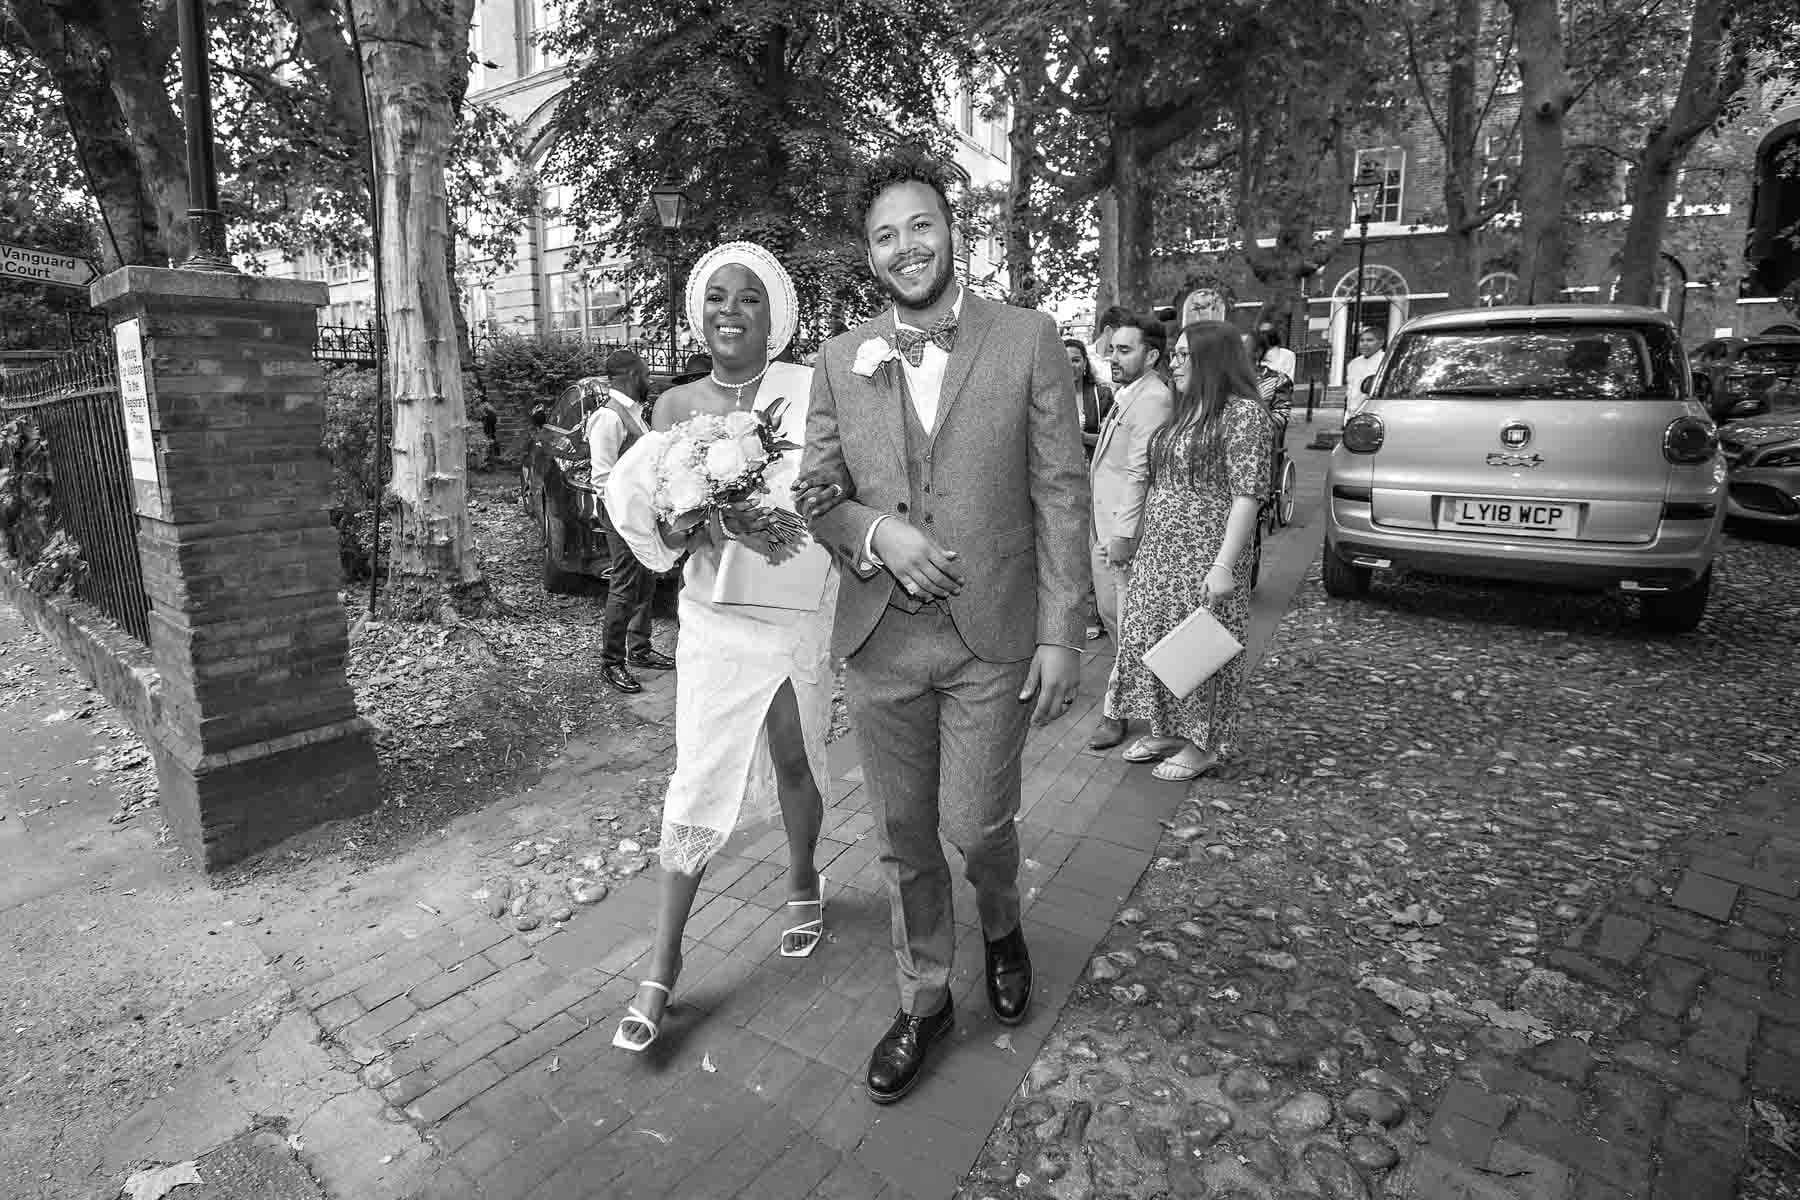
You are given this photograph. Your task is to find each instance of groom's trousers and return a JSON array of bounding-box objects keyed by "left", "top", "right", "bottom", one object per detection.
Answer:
[{"left": 846, "top": 603, "right": 1033, "bottom": 1017}]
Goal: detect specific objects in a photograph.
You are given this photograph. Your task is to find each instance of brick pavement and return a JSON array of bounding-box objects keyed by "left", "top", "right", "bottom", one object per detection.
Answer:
[
  {"left": 1400, "top": 765, "right": 1800, "bottom": 1200},
  {"left": 277, "top": 652, "right": 1201, "bottom": 1200}
]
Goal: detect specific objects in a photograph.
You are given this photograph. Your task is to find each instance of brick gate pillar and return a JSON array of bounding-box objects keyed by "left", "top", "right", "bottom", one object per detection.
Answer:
[{"left": 92, "top": 267, "right": 380, "bottom": 870}]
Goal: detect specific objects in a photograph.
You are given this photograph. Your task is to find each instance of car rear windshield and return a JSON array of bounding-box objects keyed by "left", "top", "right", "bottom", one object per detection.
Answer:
[
  {"left": 1379, "top": 324, "right": 1684, "bottom": 400},
  {"left": 1740, "top": 342, "right": 1800, "bottom": 367}
]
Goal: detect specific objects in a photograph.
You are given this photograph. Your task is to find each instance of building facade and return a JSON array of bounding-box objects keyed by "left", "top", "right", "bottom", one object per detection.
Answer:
[{"left": 1168, "top": 73, "right": 1800, "bottom": 386}]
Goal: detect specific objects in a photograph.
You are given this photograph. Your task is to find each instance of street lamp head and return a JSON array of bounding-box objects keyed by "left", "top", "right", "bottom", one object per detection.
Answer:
[
  {"left": 1350, "top": 162, "right": 1385, "bottom": 225},
  {"left": 651, "top": 180, "right": 691, "bottom": 231}
]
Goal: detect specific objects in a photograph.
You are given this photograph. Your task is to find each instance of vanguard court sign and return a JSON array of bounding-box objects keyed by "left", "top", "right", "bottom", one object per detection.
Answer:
[{"left": 0, "top": 242, "right": 99, "bottom": 289}]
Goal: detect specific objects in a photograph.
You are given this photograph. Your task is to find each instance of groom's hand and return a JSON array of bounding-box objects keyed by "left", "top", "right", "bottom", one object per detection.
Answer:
[
  {"left": 1020, "top": 644, "right": 1081, "bottom": 726},
  {"left": 872, "top": 520, "right": 963, "bottom": 599}
]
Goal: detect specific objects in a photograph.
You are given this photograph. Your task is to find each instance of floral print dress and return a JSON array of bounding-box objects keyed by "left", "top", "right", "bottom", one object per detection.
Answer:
[{"left": 1109, "top": 395, "right": 1271, "bottom": 755}]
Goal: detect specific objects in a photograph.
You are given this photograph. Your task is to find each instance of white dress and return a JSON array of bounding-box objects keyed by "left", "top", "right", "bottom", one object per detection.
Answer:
[{"left": 604, "top": 361, "right": 839, "bottom": 874}]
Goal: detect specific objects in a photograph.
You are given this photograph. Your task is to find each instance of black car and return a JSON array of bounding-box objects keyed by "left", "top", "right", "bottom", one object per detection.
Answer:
[
  {"left": 521, "top": 376, "right": 613, "bottom": 593},
  {"left": 1690, "top": 334, "right": 1800, "bottom": 423}
]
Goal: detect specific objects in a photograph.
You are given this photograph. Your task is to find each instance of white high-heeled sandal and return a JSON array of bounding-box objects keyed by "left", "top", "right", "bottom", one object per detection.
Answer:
[
  {"left": 780, "top": 887, "right": 825, "bottom": 959},
  {"left": 612, "top": 980, "right": 671, "bottom": 1053}
]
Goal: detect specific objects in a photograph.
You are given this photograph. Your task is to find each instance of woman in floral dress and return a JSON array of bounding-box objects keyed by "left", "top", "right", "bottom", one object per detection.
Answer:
[{"left": 1108, "top": 321, "right": 1271, "bottom": 781}]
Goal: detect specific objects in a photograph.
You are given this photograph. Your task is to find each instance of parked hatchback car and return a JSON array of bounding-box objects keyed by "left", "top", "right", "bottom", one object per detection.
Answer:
[
  {"left": 1324, "top": 305, "right": 1726, "bottom": 631},
  {"left": 1690, "top": 334, "right": 1800, "bottom": 423},
  {"left": 521, "top": 376, "right": 613, "bottom": 593}
]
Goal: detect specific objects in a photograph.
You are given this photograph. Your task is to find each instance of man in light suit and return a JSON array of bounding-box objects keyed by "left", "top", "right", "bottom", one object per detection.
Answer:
[
  {"left": 799, "top": 150, "right": 1091, "bottom": 1105},
  {"left": 1087, "top": 313, "right": 1175, "bottom": 750}
]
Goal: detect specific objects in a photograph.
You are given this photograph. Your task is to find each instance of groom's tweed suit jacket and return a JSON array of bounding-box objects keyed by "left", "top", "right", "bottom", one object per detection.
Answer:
[{"left": 801, "top": 292, "right": 1092, "bottom": 663}]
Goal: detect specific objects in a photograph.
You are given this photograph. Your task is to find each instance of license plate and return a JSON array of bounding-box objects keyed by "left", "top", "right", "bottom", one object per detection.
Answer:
[{"left": 1440, "top": 496, "right": 1579, "bottom": 535}]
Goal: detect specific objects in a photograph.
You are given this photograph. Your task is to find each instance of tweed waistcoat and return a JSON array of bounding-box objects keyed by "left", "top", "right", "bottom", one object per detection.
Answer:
[{"left": 885, "top": 379, "right": 943, "bottom": 615}]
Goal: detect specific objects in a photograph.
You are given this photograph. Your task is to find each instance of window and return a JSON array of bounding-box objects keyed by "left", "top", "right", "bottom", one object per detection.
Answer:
[
  {"left": 526, "top": 0, "right": 564, "bottom": 73},
  {"left": 464, "top": 284, "right": 495, "bottom": 334},
  {"left": 353, "top": 255, "right": 371, "bottom": 282},
  {"left": 303, "top": 252, "right": 326, "bottom": 282},
  {"left": 469, "top": 8, "right": 486, "bottom": 91},
  {"left": 987, "top": 103, "right": 1009, "bottom": 161},
  {"left": 1352, "top": 148, "right": 1404, "bottom": 223},
  {"left": 328, "top": 257, "right": 351, "bottom": 284},
  {"left": 546, "top": 270, "right": 629, "bottom": 338},
  {"left": 958, "top": 90, "right": 974, "bottom": 135},
  {"left": 542, "top": 184, "right": 574, "bottom": 250},
  {"left": 1382, "top": 324, "right": 1683, "bottom": 401}
]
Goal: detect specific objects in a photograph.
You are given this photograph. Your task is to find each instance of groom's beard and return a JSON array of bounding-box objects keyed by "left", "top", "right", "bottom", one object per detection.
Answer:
[{"left": 877, "top": 254, "right": 955, "bottom": 312}]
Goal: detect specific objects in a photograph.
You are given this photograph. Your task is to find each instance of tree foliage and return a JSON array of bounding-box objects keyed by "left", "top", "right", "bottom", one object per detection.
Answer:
[{"left": 543, "top": 0, "right": 970, "bottom": 344}]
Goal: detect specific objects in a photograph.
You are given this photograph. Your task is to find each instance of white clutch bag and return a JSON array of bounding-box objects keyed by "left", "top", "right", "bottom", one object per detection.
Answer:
[
  {"left": 1141, "top": 604, "right": 1242, "bottom": 700},
  {"left": 713, "top": 536, "right": 832, "bottom": 611}
]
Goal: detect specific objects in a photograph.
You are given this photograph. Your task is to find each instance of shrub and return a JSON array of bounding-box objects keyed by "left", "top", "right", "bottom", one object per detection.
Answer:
[{"left": 471, "top": 332, "right": 610, "bottom": 426}]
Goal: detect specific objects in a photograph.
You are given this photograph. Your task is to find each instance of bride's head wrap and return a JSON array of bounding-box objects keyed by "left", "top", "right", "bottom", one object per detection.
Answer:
[{"left": 685, "top": 241, "right": 799, "bottom": 362}]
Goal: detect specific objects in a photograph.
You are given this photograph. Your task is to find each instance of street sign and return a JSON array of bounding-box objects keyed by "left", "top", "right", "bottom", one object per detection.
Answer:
[{"left": 0, "top": 242, "right": 98, "bottom": 289}]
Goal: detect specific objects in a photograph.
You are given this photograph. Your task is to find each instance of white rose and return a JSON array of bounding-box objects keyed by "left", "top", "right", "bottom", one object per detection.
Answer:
[
  {"left": 852, "top": 336, "right": 899, "bottom": 378},
  {"left": 736, "top": 432, "right": 767, "bottom": 464},
  {"left": 704, "top": 438, "right": 748, "bottom": 482},
  {"left": 722, "top": 410, "right": 761, "bottom": 437},
  {"left": 664, "top": 464, "right": 708, "bottom": 513}
]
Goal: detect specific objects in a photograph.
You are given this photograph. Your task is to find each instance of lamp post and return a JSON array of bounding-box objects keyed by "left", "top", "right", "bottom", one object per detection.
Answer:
[
  {"left": 176, "top": 0, "right": 234, "bottom": 271},
  {"left": 650, "top": 180, "right": 692, "bottom": 376},
  {"left": 1347, "top": 163, "right": 1386, "bottom": 384}
]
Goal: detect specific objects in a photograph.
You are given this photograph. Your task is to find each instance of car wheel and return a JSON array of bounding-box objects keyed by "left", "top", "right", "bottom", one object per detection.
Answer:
[
  {"left": 541, "top": 510, "right": 584, "bottom": 594},
  {"left": 1639, "top": 567, "right": 1711, "bottom": 633},
  {"left": 1275, "top": 458, "right": 1298, "bottom": 527},
  {"left": 520, "top": 466, "right": 535, "bottom": 516},
  {"left": 1321, "top": 537, "right": 1371, "bottom": 599}
]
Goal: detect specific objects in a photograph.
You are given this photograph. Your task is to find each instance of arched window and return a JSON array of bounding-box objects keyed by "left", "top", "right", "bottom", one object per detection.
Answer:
[{"left": 1478, "top": 271, "right": 1520, "bottom": 307}]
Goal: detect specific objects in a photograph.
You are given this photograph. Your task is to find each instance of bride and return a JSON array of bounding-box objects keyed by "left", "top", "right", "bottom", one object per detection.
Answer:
[{"left": 602, "top": 242, "right": 844, "bottom": 1051}]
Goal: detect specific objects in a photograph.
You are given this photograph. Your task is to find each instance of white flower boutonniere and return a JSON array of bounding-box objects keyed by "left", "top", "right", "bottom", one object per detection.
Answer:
[{"left": 851, "top": 335, "right": 901, "bottom": 379}]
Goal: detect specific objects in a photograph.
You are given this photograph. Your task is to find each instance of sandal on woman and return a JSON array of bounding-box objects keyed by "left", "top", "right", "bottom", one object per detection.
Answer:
[
  {"left": 1153, "top": 752, "right": 1219, "bottom": 783},
  {"left": 780, "top": 884, "right": 825, "bottom": 958},
  {"left": 612, "top": 980, "right": 672, "bottom": 1053},
  {"left": 1123, "top": 737, "right": 1182, "bottom": 764}
]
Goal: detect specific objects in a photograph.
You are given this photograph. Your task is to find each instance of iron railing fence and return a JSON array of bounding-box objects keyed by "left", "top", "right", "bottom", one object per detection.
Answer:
[{"left": 0, "top": 345, "right": 151, "bottom": 643}]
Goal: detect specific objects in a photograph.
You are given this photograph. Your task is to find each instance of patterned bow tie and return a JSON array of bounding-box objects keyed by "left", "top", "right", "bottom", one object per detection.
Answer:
[{"left": 894, "top": 314, "right": 958, "bottom": 367}]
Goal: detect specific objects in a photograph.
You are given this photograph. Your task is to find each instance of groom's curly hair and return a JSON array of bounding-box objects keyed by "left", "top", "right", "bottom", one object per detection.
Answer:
[{"left": 853, "top": 146, "right": 956, "bottom": 243}]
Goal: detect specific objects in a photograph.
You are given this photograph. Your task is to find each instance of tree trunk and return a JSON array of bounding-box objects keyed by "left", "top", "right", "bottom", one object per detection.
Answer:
[
  {"left": 4, "top": 0, "right": 178, "bottom": 266},
  {"left": 1506, "top": 0, "right": 1574, "bottom": 304},
  {"left": 358, "top": 0, "right": 488, "bottom": 618},
  {"left": 1095, "top": 189, "right": 1120, "bottom": 318},
  {"left": 1112, "top": 124, "right": 1156, "bottom": 312},
  {"left": 1616, "top": 0, "right": 1740, "bottom": 306},
  {"left": 1003, "top": 64, "right": 1043, "bottom": 309},
  {"left": 1442, "top": 0, "right": 1482, "bottom": 306}
]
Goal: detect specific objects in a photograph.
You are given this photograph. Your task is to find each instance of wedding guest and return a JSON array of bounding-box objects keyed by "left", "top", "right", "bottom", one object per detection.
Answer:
[
  {"left": 1109, "top": 321, "right": 1270, "bottom": 782},
  {"left": 1087, "top": 304, "right": 1130, "bottom": 390},
  {"left": 603, "top": 243, "right": 844, "bottom": 1053},
  {"left": 1064, "top": 337, "right": 1114, "bottom": 461},
  {"left": 1247, "top": 327, "right": 1294, "bottom": 436},
  {"left": 1087, "top": 313, "right": 1174, "bottom": 750},
  {"left": 1067, "top": 337, "right": 1115, "bottom": 642},
  {"left": 1344, "top": 325, "right": 1386, "bottom": 410},
  {"left": 1254, "top": 321, "right": 1297, "bottom": 383},
  {"left": 586, "top": 349, "right": 670, "bottom": 694}
]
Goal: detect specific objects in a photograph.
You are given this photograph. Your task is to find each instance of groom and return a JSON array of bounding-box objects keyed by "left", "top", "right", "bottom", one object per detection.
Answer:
[{"left": 800, "top": 149, "right": 1091, "bottom": 1105}]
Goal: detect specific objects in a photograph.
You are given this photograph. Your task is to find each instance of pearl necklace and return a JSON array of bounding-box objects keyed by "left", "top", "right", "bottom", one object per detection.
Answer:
[{"left": 708, "top": 363, "right": 769, "bottom": 409}]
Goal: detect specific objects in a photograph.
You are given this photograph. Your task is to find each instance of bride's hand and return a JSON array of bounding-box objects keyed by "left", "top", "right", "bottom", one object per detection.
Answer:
[{"left": 720, "top": 501, "right": 773, "bottom": 538}]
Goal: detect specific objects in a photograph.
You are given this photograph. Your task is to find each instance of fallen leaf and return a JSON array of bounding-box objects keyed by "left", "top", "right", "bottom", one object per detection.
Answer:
[
  {"left": 994, "top": 1033, "right": 1015, "bottom": 1053},
  {"left": 700, "top": 1053, "right": 716, "bottom": 1073},
  {"left": 121, "top": 1162, "right": 202, "bottom": 1200}
]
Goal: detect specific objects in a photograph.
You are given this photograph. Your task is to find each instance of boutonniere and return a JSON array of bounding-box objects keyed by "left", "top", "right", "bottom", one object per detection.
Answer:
[{"left": 851, "top": 335, "right": 901, "bottom": 379}]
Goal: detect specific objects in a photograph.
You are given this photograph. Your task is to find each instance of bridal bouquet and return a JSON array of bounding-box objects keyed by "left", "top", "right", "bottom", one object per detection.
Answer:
[{"left": 651, "top": 399, "right": 810, "bottom": 547}]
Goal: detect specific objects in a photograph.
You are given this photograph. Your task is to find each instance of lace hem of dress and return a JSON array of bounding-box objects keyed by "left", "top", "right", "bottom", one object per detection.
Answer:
[{"left": 658, "top": 821, "right": 729, "bottom": 876}]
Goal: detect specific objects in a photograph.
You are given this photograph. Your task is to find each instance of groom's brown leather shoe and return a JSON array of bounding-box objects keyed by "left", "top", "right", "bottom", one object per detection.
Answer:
[
  {"left": 985, "top": 926, "right": 1032, "bottom": 1025},
  {"left": 866, "top": 999, "right": 954, "bottom": 1105}
]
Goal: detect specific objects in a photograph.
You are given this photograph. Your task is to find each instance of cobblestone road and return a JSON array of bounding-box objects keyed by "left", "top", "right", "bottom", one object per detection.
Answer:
[{"left": 963, "top": 528, "right": 1800, "bottom": 1200}]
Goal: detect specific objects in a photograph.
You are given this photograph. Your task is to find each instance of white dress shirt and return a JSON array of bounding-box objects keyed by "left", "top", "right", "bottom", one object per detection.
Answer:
[
  {"left": 862, "top": 288, "right": 966, "bottom": 567},
  {"left": 583, "top": 388, "right": 646, "bottom": 491}
]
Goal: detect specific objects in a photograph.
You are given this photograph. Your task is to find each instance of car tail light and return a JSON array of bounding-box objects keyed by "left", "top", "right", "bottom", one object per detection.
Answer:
[
  {"left": 1663, "top": 416, "right": 1717, "bottom": 464},
  {"left": 1342, "top": 413, "right": 1385, "bottom": 454}
]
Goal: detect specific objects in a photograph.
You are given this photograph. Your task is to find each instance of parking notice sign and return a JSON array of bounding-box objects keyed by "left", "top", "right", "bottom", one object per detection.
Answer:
[
  {"left": 0, "top": 241, "right": 98, "bottom": 289},
  {"left": 112, "top": 318, "right": 166, "bottom": 519}
]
